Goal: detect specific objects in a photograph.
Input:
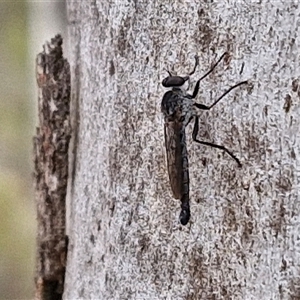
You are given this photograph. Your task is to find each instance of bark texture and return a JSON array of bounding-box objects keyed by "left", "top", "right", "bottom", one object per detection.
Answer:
[
  {"left": 65, "top": 1, "right": 300, "bottom": 299},
  {"left": 34, "top": 35, "right": 70, "bottom": 299}
]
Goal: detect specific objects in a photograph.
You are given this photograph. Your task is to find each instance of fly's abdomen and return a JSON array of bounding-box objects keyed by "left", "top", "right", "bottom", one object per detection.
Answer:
[
  {"left": 162, "top": 89, "right": 191, "bottom": 225},
  {"left": 179, "top": 129, "right": 190, "bottom": 225}
]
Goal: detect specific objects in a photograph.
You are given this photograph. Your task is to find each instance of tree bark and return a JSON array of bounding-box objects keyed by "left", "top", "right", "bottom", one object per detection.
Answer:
[
  {"left": 34, "top": 35, "right": 70, "bottom": 300},
  {"left": 65, "top": 1, "right": 300, "bottom": 299}
]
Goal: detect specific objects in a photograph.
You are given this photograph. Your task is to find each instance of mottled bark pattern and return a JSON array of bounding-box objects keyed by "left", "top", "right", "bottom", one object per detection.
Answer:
[
  {"left": 33, "top": 34, "right": 70, "bottom": 300},
  {"left": 65, "top": 1, "right": 300, "bottom": 299}
]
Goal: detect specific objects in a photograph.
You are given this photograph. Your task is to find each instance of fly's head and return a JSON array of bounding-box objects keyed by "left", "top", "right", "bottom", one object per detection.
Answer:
[
  {"left": 162, "top": 55, "right": 199, "bottom": 90},
  {"left": 162, "top": 71, "right": 189, "bottom": 89}
]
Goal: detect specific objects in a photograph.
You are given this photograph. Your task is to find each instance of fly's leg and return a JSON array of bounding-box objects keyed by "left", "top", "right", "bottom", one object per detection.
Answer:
[
  {"left": 191, "top": 52, "right": 229, "bottom": 98},
  {"left": 193, "top": 81, "right": 248, "bottom": 109},
  {"left": 188, "top": 55, "right": 199, "bottom": 76},
  {"left": 192, "top": 116, "right": 242, "bottom": 167}
]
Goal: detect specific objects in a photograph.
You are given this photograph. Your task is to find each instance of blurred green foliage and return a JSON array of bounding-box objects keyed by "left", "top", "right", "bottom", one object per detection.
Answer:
[
  {"left": 0, "top": 2, "right": 36, "bottom": 298},
  {"left": 0, "top": 0, "right": 66, "bottom": 297}
]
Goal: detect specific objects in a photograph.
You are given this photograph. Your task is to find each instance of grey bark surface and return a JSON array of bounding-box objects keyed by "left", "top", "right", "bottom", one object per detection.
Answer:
[{"left": 65, "top": 1, "right": 300, "bottom": 299}]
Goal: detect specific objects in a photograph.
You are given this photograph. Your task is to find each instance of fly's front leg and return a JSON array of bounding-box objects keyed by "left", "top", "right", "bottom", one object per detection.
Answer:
[
  {"left": 192, "top": 116, "right": 242, "bottom": 167},
  {"left": 191, "top": 52, "right": 228, "bottom": 99},
  {"left": 193, "top": 81, "right": 248, "bottom": 110}
]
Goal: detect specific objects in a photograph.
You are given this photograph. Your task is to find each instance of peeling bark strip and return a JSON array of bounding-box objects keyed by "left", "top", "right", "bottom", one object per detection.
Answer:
[{"left": 33, "top": 34, "right": 70, "bottom": 300}]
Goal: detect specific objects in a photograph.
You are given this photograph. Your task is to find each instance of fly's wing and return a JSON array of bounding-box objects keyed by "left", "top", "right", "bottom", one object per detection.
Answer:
[{"left": 164, "top": 119, "right": 184, "bottom": 199}]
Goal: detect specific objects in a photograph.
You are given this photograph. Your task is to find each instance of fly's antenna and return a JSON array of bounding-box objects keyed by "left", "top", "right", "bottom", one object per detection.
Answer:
[
  {"left": 164, "top": 55, "right": 199, "bottom": 78},
  {"left": 163, "top": 68, "right": 173, "bottom": 77}
]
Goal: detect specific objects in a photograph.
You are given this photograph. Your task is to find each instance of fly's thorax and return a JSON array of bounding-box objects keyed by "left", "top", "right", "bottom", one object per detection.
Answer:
[
  {"left": 161, "top": 89, "right": 194, "bottom": 124},
  {"left": 161, "top": 90, "right": 182, "bottom": 118},
  {"left": 181, "top": 96, "right": 194, "bottom": 126}
]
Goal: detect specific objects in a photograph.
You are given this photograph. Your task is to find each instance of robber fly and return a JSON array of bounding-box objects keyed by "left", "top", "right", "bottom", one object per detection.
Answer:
[{"left": 161, "top": 52, "right": 248, "bottom": 225}]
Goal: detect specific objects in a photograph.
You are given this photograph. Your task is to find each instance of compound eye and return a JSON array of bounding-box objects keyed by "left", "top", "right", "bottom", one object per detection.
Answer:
[
  {"left": 162, "top": 76, "right": 186, "bottom": 87},
  {"left": 162, "top": 77, "right": 169, "bottom": 87}
]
